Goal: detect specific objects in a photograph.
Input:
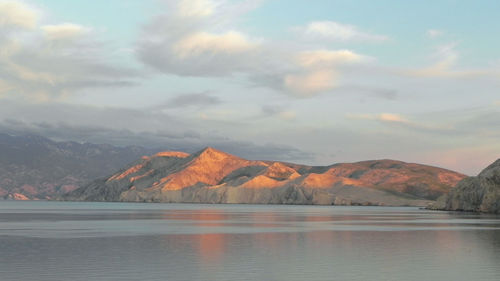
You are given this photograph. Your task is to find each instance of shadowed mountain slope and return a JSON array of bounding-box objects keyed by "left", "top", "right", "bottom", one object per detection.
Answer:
[
  {"left": 0, "top": 133, "right": 157, "bottom": 200},
  {"left": 65, "top": 147, "right": 466, "bottom": 206}
]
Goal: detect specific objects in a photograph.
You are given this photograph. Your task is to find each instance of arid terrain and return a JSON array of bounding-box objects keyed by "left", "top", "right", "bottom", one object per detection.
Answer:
[{"left": 65, "top": 147, "right": 466, "bottom": 206}]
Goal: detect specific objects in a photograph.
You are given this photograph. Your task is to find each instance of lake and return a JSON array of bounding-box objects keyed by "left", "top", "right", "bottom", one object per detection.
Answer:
[{"left": 0, "top": 201, "right": 499, "bottom": 281}]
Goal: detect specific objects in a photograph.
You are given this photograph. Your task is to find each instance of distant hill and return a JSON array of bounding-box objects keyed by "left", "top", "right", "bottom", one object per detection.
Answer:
[
  {"left": 65, "top": 147, "right": 466, "bottom": 206},
  {"left": 430, "top": 158, "right": 500, "bottom": 213},
  {"left": 0, "top": 133, "right": 157, "bottom": 200}
]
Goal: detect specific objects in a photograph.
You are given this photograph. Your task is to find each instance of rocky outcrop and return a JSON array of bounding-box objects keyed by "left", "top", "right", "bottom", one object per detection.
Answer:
[
  {"left": 2, "top": 192, "right": 30, "bottom": 200},
  {"left": 64, "top": 147, "right": 466, "bottom": 206},
  {"left": 430, "top": 159, "right": 500, "bottom": 213}
]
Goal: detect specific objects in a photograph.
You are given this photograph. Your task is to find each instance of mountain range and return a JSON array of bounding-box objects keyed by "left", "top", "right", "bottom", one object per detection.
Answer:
[
  {"left": 0, "top": 133, "right": 157, "bottom": 200},
  {"left": 65, "top": 147, "right": 466, "bottom": 206}
]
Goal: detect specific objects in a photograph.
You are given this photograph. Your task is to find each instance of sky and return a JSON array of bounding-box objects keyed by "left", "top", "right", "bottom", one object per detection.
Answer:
[{"left": 0, "top": 0, "right": 499, "bottom": 175}]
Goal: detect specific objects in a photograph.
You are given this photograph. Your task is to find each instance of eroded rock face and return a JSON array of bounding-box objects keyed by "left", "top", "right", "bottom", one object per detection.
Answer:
[
  {"left": 430, "top": 159, "right": 500, "bottom": 213},
  {"left": 64, "top": 147, "right": 466, "bottom": 206}
]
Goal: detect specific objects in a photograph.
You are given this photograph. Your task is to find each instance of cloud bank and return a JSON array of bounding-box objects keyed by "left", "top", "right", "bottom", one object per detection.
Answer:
[{"left": 0, "top": 0, "right": 139, "bottom": 101}]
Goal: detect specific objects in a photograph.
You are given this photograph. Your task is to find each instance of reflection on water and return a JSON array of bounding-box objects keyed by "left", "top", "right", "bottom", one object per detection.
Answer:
[
  {"left": 192, "top": 210, "right": 226, "bottom": 264},
  {"left": 0, "top": 201, "right": 499, "bottom": 281}
]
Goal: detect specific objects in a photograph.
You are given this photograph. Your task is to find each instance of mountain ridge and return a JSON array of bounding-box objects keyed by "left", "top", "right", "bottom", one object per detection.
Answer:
[
  {"left": 0, "top": 133, "right": 159, "bottom": 200},
  {"left": 64, "top": 147, "right": 466, "bottom": 206}
]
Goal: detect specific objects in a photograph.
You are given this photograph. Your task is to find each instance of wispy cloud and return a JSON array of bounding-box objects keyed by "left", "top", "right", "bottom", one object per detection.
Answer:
[
  {"left": 412, "top": 43, "right": 460, "bottom": 77},
  {"left": 348, "top": 112, "right": 409, "bottom": 124},
  {"left": 41, "top": 23, "right": 90, "bottom": 40},
  {"left": 283, "top": 69, "right": 338, "bottom": 96},
  {"left": 280, "top": 49, "right": 371, "bottom": 96},
  {"left": 377, "top": 113, "right": 409, "bottom": 123},
  {"left": 295, "top": 50, "right": 369, "bottom": 68},
  {"left": 177, "top": 0, "right": 217, "bottom": 18},
  {"left": 261, "top": 105, "right": 296, "bottom": 121},
  {"left": 410, "top": 43, "right": 495, "bottom": 78},
  {"left": 172, "top": 31, "right": 260, "bottom": 58},
  {"left": 347, "top": 112, "right": 456, "bottom": 134},
  {"left": 298, "top": 21, "right": 388, "bottom": 42},
  {"left": 426, "top": 29, "right": 444, "bottom": 38}
]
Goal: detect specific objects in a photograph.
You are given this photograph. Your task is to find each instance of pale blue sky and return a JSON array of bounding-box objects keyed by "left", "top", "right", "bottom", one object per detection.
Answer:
[{"left": 0, "top": 0, "right": 499, "bottom": 174}]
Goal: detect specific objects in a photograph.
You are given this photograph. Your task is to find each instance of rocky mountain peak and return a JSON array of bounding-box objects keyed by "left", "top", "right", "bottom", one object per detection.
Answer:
[
  {"left": 479, "top": 158, "right": 500, "bottom": 178},
  {"left": 192, "top": 147, "right": 238, "bottom": 162}
]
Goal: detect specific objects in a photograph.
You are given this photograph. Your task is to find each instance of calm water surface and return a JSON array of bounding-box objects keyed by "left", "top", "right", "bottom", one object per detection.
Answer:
[{"left": 0, "top": 201, "right": 499, "bottom": 281}]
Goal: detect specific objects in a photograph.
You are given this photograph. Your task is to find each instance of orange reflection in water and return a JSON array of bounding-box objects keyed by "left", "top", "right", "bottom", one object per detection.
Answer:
[
  {"left": 192, "top": 210, "right": 227, "bottom": 265},
  {"left": 195, "top": 232, "right": 226, "bottom": 264}
]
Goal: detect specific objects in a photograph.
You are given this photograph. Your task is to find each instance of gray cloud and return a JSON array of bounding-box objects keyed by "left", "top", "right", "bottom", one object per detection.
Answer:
[
  {"left": 338, "top": 85, "right": 398, "bottom": 100},
  {"left": 261, "top": 105, "right": 285, "bottom": 116},
  {"left": 207, "top": 141, "right": 314, "bottom": 163},
  {"left": 426, "top": 108, "right": 500, "bottom": 139},
  {"left": 157, "top": 92, "right": 222, "bottom": 109},
  {"left": 0, "top": 100, "right": 313, "bottom": 163},
  {"left": 0, "top": 119, "right": 313, "bottom": 163},
  {"left": 137, "top": 38, "right": 265, "bottom": 77}
]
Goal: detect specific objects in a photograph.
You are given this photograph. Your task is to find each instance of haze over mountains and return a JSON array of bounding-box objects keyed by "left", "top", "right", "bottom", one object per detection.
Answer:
[
  {"left": 0, "top": 133, "right": 157, "bottom": 200},
  {"left": 65, "top": 147, "right": 466, "bottom": 206}
]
